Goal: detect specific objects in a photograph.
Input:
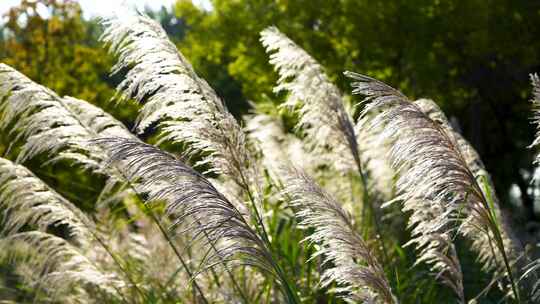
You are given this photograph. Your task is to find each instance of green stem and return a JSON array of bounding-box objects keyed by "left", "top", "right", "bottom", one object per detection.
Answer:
[
  {"left": 196, "top": 218, "right": 250, "bottom": 304},
  {"left": 478, "top": 176, "right": 521, "bottom": 303},
  {"left": 118, "top": 172, "right": 209, "bottom": 304},
  {"left": 91, "top": 231, "right": 146, "bottom": 302},
  {"left": 352, "top": 155, "right": 391, "bottom": 268}
]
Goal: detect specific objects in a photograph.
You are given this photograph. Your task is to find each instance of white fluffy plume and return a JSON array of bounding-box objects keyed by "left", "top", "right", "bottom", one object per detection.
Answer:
[
  {"left": 94, "top": 137, "right": 299, "bottom": 302},
  {"left": 415, "top": 98, "right": 521, "bottom": 279},
  {"left": 101, "top": 14, "right": 255, "bottom": 189},
  {"left": 530, "top": 74, "right": 540, "bottom": 163},
  {"left": 0, "top": 64, "right": 134, "bottom": 177},
  {"left": 347, "top": 71, "right": 523, "bottom": 300},
  {"left": 1, "top": 231, "right": 124, "bottom": 301},
  {"left": 260, "top": 27, "right": 359, "bottom": 174},
  {"left": 0, "top": 158, "right": 129, "bottom": 301},
  {"left": 282, "top": 168, "right": 396, "bottom": 303},
  {"left": 0, "top": 157, "right": 92, "bottom": 244},
  {"left": 525, "top": 74, "right": 540, "bottom": 301},
  {"left": 345, "top": 72, "right": 474, "bottom": 301},
  {"left": 260, "top": 28, "right": 393, "bottom": 257}
]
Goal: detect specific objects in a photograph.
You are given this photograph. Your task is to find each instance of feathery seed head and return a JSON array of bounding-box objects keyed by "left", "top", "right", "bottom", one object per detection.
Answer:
[
  {"left": 94, "top": 137, "right": 278, "bottom": 279},
  {"left": 0, "top": 157, "right": 93, "bottom": 244},
  {"left": 101, "top": 14, "right": 256, "bottom": 191},
  {"left": 415, "top": 98, "right": 521, "bottom": 278},
  {"left": 282, "top": 168, "right": 396, "bottom": 303},
  {"left": 530, "top": 74, "right": 540, "bottom": 155},
  {"left": 346, "top": 72, "right": 473, "bottom": 301},
  {"left": 0, "top": 64, "right": 135, "bottom": 179},
  {"left": 1, "top": 231, "right": 124, "bottom": 300},
  {"left": 260, "top": 27, "right": 359, "bottom": 174}
]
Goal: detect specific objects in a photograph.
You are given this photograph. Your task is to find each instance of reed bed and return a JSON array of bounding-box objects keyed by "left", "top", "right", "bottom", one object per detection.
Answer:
[{"left": 0, "top": 12, "right": 539, "bottom": 304}]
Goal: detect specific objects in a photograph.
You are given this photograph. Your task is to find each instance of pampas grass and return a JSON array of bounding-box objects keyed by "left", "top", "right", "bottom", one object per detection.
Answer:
[
  {"left": 415, "top": 98, "right": 521, "bottom": 280},
  {"left": 1, "top": 12, "right": 540, "bottom": 304},
  {"left": 260, "top": 27, "right": 358, "bottom": 174},
  {"left": 346, "top": 71, "right": 522, "bottom": 301},
  {"left": 101, "top": 16, "right": 272, "bottom": 261},
  {"left": 101, "top": 14, "right": 256, "bottom": 189},
  {"left": 95, "top": 137, "right": 300, "bottom": 303},
  {"left": 0, "top": 160, "right": 133, "bottom": 302},
  {"left": 283, "top": 168, "right": 396, "bottom": 303},
  {"left": 0, "top": 64, "right": 134, "bottom": 170},
  {"left": 1, "top": 231, "right": 125, "bottom": 302},
  {"left": 0, "top": 157, "right": 92, "bottom": 244},
  {"left": 524, "top": 74, "right": 540, "bottom": 301},
  {"left": 0, "top": 64, "right": 137, "bottom": 205},
  {"left": 530, "top": 74, "right": 540, "bottom": 156},
  {"left": 261, "top": 27, "right": 393, "bottom": 271}
]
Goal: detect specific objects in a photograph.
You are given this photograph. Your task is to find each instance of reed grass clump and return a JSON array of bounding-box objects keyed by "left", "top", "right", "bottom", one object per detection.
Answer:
[{"left": 1, "top": 13, "right": 539, "bottom": 304}]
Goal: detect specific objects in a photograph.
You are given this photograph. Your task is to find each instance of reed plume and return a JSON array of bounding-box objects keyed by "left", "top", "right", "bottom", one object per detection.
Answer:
[
  {"left": 415, "top": 98, "right": 521, "bottom": 279},
  {"left": 345, "top": 72, "right": 522, "bottom": 301},
  {"left": 525, "top": 73, "right": 540, "bottom": 301},
  {"left": 283, "top": 168, "right": 396, "bottom": 303},
  {"left": 100, "top": 17, "right": 272, "bottom": 263},
  {"left": 0, "top": 62, "right": 254, "bottom": 303},
  {"left": 101, "top": 14, "right": 255, "bottom": 188},
  {"left": 95, "top": 137, "right": 300, "bottom": 303},
  {"left": 260, "top": 27, "right": 391, "bottom": 266},
  {"left": 260, "top": 26, "right": 358, "bottom": 174},
  {"left": 0, "top": 64, "right": 135, "bottom": 195},
  {"left": 1, "top": 231, "right": 124, "bottom": 302},
  {"left": 0, "top": 158, "right": 151, "bottom": 302},
  {"left": 530, "top": 74, "right": 540, "bottom": 164},
  {"left": 0, "top": 157, "right": 92, "bottom": 244},
  {"left": 100, "top": 21, "right": 275, "bottom": 302}
]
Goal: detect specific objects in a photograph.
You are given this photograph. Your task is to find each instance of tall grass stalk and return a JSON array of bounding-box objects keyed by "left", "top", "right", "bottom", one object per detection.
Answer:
[
  {"left": 283, "top": 167, "right": 397, "bottom": 303},
  {"left": 0, "top": 159, "right": 140, "bottom": 301},
  {"left": 260, "top": 26, "right": 389, "bottom": 265},
  {"left": 96, "top": 137, "right": 300, "bottom": 303},
  {"left": 346, "top": 71, "right": 520, "bottom": 302}
]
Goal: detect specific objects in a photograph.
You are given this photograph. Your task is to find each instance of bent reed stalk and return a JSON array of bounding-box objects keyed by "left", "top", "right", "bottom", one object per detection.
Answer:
[
  {"left": 346, "top": 71, "right": 522, "bottom": 302},
  {"left": 260, "top": 27, "right": 390, "bottom": 266}
]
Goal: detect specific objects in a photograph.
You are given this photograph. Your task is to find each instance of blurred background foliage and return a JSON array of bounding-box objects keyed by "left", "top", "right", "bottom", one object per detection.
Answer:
[{"left": 2, "top": 0, "right": 540, "bottom": 229}]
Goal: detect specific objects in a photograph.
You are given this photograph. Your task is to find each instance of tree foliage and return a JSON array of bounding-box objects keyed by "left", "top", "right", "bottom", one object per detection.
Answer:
[{"left": 0, "top": 0, "right": 136, "bottom": 123}]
